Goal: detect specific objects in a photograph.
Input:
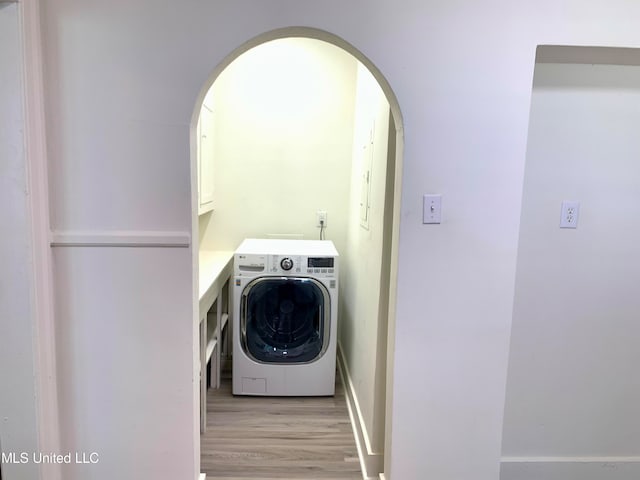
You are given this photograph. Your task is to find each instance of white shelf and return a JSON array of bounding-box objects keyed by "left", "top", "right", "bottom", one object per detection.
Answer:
[
  {"left": 206, "top": 338, "right": 217, "bottom": 364},
  {"left": 198, "top": 250, "right": 233, "bottom": 311}
]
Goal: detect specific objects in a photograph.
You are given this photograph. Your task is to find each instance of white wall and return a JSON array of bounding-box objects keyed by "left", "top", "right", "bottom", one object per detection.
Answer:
[
  {"left": 340, "top": 62, "right": 390, "bottom": 459},
  {"left": 198, "top": 38, "right": 357, "bottom": 255},
  {"left": 0, "top": 4, "right": 41, "bottom": 479},
  {"left": 52, "top": 247, "right": 194, "bottom": 479},
  {"left": 31, "top": 1, "right": 640, "bottom": 479},
  {"left": 501, "top": 60, "right": 640, "bottom": 479},
  {"left": 40, "top": 1, "right": 197, "bottom": 478}
]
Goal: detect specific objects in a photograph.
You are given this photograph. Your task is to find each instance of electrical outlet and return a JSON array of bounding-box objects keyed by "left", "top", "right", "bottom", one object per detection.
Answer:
[
  {"left": 560, "top": 201, "right": 580, "bottom": 228},
  {"left": 317, "top": 210, "right": 327, "bottom": 227}
]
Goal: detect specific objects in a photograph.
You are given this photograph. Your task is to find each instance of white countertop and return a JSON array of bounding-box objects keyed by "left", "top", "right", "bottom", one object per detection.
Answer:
[{"left": 198, "top": 250, "right": 234, "bottom": 315}]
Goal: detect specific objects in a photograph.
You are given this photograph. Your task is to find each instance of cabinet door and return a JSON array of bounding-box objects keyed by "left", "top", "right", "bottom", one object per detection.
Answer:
[{"left": 198, "top": 103, "right": 215, "bottom": 215}]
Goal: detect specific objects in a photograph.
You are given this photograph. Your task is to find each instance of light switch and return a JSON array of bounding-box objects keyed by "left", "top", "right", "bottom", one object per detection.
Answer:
[{"left": 423, "top": 194, "right": 442, "bottom": 224}]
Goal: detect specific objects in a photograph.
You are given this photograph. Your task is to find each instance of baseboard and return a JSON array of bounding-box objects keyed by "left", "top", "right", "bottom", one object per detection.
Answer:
[
  {"left": 379, "top": 474, "right": 386, "bottom": 480},
  {"left": 500, "top": 457, "right": 640, "bottom": 480},
  {"left": 199, "top": 474, "right": 206, "bottom": 480},
  {"left": 337, "top": 343, "right": 383, "bottom": 480}
]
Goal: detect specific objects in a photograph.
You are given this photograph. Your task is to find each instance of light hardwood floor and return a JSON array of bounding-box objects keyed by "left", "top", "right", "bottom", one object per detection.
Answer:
[{"left": 201, "top": 368, "right": 363, "bottom": 480}]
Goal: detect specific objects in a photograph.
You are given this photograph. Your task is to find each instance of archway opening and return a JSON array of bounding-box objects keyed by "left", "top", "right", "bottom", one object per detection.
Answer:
[{"left": 191, "top": 29, "right": 404, "bottom": 479}]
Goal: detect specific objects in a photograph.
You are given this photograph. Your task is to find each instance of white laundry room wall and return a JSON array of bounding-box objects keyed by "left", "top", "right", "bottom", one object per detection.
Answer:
[
  {"left": 339, "top": 61, "right": 392, "bottom": 474},
  {"left": 501, "top": 53, "right": 640, "bottom": 480},
  {"left": 198, "top": 38, "right": 357, "bottom": 256}
]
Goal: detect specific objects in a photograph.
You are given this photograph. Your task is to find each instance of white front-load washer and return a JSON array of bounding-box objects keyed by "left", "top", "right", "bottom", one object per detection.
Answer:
[{"left": 232, "top": 238, "right": 339, "bottom": 396}]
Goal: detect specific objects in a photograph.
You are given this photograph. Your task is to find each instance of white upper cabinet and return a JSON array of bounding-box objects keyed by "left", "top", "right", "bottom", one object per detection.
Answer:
[{"left": 197, "top": 101, "right": 215, "bottom": 215}]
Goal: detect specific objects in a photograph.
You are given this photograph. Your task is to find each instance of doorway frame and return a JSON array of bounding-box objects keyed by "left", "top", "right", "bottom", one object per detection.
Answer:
[
  {"left": 190, "top": 26, "right": 404, "bottom": 479},
  {"left": 2, "top": 1, "right": 61, "bottom": 479}
]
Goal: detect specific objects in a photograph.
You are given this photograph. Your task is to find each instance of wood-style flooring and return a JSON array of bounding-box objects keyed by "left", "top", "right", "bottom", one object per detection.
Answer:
[{"left": 201, "top": 368, "right": 363, "bottom": 480}]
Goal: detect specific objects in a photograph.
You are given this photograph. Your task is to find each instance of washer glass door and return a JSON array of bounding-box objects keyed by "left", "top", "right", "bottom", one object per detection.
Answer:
[{"left": 241, "top": 277, "right": 330, "bottom": 363}]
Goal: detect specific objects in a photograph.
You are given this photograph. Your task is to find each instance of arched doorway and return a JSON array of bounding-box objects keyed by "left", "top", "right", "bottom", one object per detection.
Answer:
[{"left": 191, "top": 28, "right": 404, "bottom": 479}]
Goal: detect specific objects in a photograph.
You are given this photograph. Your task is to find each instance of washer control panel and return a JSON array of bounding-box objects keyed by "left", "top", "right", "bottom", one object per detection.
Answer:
[
  {"left": 304, "top": 256, "right": 336, "bottom": 277},
  {"left": 266, "top": 255, "right": 336, "bottom": 277}
]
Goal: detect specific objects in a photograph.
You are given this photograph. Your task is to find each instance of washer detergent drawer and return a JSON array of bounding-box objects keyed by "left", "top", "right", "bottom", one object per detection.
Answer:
[{"left": 241, "top": 277, "right": 330, "bottom": 364}]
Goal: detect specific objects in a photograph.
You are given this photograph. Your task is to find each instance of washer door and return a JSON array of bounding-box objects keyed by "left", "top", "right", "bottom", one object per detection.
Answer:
[{"left": 241, "top": 277, "right": 330, "bottom": 364}]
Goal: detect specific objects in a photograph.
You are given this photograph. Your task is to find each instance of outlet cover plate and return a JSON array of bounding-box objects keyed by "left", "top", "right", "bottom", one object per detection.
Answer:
[
  {"left": 560, "top": 201, "right": 580, "bottom": 228},
  {"left": 317, "top": 210, "right": 327, "bottom": 227}
]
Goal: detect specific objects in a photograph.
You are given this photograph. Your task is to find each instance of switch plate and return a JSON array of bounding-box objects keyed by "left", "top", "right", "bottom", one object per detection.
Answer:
[
  {"left": 560, "top": 201, "right": 580, "bottom": 228},
  {"left": 317, "top": 210, "right": 327, "bottom": 227},
  {"left": 423, "top": 194, "right": 442, "bottom": 224}
]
